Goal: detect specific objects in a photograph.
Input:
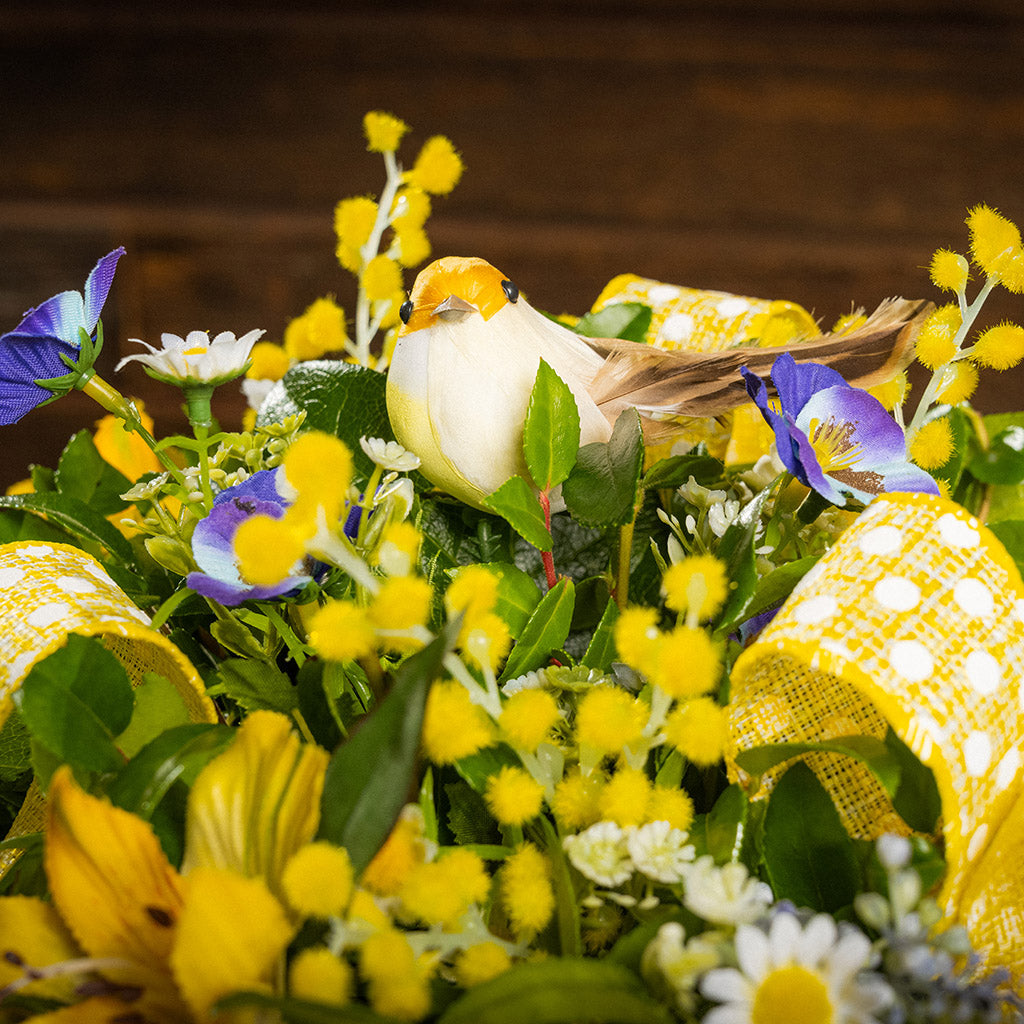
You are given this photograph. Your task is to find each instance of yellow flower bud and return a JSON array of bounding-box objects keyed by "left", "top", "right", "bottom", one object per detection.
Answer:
[
  {"left": 363, "top": 110, "right": 409, "bottom": 153},
  {"left": 405, "top": 135, "right": 464, "bottom": 195}
]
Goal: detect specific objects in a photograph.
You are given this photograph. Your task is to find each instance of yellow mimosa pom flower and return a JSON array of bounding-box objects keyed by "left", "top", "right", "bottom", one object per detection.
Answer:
[
  {"left": 422, "top": 679, "right": 495, "bottom": 764},
  {"left": 500, "top": 843, "right": 554, "bottom": 939},
  {"left": 281, "top": 841, "right": 354, "bottom": 918},
  {"left": 375, "top": 520, "right": 423, "bottom": 576},
  {"left": 646, "top": 786, "right": 696, "bottom": 832},
  {"left": 970, "top": 322, "right": 1024, "bottom": 370},
  {"left": 284, "top": 297, "right": 348, "bottom": 362},
  {"left": 336, "top": 241, "right": 362, "bottom": 274},
  {"left": 308, "top": 600, "right": 376, "bottom": 662},
  {"left": 392, "top": 186, "right": 432, "bottom": 229},
  {"left": 444, "top": 564, "right": 499, "bottom": 622},
  {"left": 369, "top": 576, "right": 432, "bottom": 634},
  {"left": 649, "top": 627, "right": 721, "bottom": 699},
  {"left": 362, "top": 806, "right": 428, "bottom": 897},
  {"left": 831, "top": 311, "right": 868, "bottom": 334},
  {"left": 394, "top": 224, "right": 432, "bottom": 268},
  {"left": 399, "top": 849, "right": 489, "bottom": 928},
  {"left": 929, "top": 248, "right": 970, "bottom": 292},
  {"left": 362, "top": 255, "right": 403, "bottom": 302},
  {"left": 246, "top": 341, "right": 291, "bottom": 381},
  {"left": 935, "top": 361, "right": 978, "bottom": 405},
  {"left": 485, "top": 765, "right": 545, "bottom": 826},
  {"left": 967, "top": 204, "right": 1024, "bottom": 289},
  {"left": 363, "top": 110, "right": 409, "bottom": 154},
  {"left": 612, "top": 605, "right": 661, "bottom": 677},
  {"left": 233, "top": 515, "right": 306, "bottom": 586},
  {"left": 463, "top": 613, "right": 513, "bottom": 672},
  {"left": 661, "top": 554, "right": 729, "bottom": 622},
  {"left": 335, "top": 195, "right": 379, "bottom": 250},
  {"left": 663, "top": 697, "right": 730, "bottom": 767},
  {"left": 406, "top": 135, "right": 464, "bottom": 195},
  {"left": 867, "top": 370, "right": 910, "bottom": 411},
  {"left": 915, "top": 304, "right": 962, "bottom": 369},
  {"left": 282, "top": 431, "right": 353, "bottom": 522},
  {"left": 453, "top": 943, "right": 512, "bottom": 987},
  {"left": 376, "top": 290, "right": 407, "bottom": 330},
  {"left": 360, "top": 927, "right": 418, "bottom": 983},
  {"left": 290, "top": 947, "right": 354, "bottom": 1005},
  {"left": 598, "top": 766, "right": 652, "bottom": 827},
  {"left": 551, "top": 770, "right": 604, "bottom": 830},
  {"left": 908, "top": 418, "right": 955, "bottom": 471},
  {"left": 499, "top": 688, "right": 560, "bottom": 751},
  {"left": 575, "top": 685, "right": 647, "bottom": 756}
]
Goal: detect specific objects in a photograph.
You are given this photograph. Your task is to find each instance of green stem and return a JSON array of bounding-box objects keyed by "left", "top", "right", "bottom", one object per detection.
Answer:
[
  {"left": 149, "top": 586, "right": 195, "bottom": 631},
  {"left": 615, "top": 516, "right": 636, "bottom": 611}
]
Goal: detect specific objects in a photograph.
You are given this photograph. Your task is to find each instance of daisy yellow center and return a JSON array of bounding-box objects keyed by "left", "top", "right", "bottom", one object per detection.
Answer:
[
  {"left": 808, "top": 416, "right": 861, "bottom": 474},
  {"left": 751, "top": 965, "right": 834, "bottom": 1024},
  {"left": 183, "top": 345, "right": 209, "bottom": 356}
]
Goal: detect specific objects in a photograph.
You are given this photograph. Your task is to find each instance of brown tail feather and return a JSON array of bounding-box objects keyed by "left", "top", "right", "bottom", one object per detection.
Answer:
[{"left": 585, "top": 298, "right": 931, "bottom": 434}]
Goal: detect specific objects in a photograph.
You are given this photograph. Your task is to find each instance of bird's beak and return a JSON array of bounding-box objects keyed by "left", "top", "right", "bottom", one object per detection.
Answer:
[{"left": 432, "top": 294, "right": 478, "bottom": 321}]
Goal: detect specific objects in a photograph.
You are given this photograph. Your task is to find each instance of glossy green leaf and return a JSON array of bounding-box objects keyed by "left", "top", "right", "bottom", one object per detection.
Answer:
[
  {"left": 208, "top": 658, "right": 299, "bottom": 713},
  {"left": 438, "top": 958, "right": 672, "bottom": 1024},
  {"left": 735, "top": 734, "right": 901, "bottom": 798},
  {"left": 762, "top": 761, "right": 859, "bottom": 913},
  {"left": 483, "top": 476, "right": 552, "bottom": 551},
  {"left": 296, "top": 661, "right": 344, "bottom": 752},
  {"left": 55, "top": 429, "right": 132, "bottom": 516},
  {"left": 318, "top": 630, "right": 449, "bottom": 873},
  {"left": 642, "top": 452, "right": 724, "bottom": 491},
  {"left": 562, "top": 408, "right": 644, "bottom": 528},
  {"left": 742, "top": 555, "right": 817, "bottom": 623},
  {"left": 701, "top": 783, "right": 749, "bottom": 864},
  {"left": 714, "top": 487, "right": 770, "bottom": 634},
  {"left": 257, "top": 361, "right": 391, "bottom": 482},
  {"left": 523, "top": 360, "right": 581, "bottom": 491},
  {"left": 114, "top": 673, "right": 192, "bottom": 759},
  {"left": 0, "top": 492, "right": 134, "bottom": 566},
  {"left": 581, "top": 595, "right": 619, "bottom": 671},
  {"left": 499, "top": 578, "right": 575, "bottom": 683},
  {"left": 886, "top": 728, "right": 942, "bottom": 833},
  {"left": 481, "top": 561, "right": 542, "bottom": 638},
  {"left": 573, "top": 302, "right": 653, "bottom": 343},
  {"left": 15, "top": 635, "right": 134, "bottom": 773},
  {"left": 968, "top": 423, "right": 1024, "bottom": 485},
  {"left": 988, "top": 520, "right": 1024, "bottom": 576}
]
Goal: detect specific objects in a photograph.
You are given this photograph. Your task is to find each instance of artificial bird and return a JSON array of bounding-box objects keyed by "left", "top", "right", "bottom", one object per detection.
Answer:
[{"left": 385, "top": 256, "right": 928, "bottom": 510}]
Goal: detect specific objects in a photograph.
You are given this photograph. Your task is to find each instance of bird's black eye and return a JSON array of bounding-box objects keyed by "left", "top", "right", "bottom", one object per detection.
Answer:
[
  {"left": 501, "top": 279, "right": 519, "bottom": 303},
  {"left": 399, "top": 298, "right": 414, "bottom": 324}
]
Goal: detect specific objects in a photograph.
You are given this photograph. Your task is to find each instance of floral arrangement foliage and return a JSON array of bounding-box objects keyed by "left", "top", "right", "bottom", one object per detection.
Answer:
[{"left": 1, "top": 112, "right": 1024, "bottom": 1024}]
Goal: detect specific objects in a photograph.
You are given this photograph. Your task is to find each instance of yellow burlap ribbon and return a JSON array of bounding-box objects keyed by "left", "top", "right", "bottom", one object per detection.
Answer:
[
  {"left": 729, "top": 492, "right": 1024, "bottom": 977},
  {"left": 592, "top": 273, "right": 820, "bottom": 352},
  {"left": 0, "top": 540, "right": 217, "bottom": 874}
]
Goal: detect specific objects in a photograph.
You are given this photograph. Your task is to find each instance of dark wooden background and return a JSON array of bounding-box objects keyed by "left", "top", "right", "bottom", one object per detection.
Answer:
[{"left": 3, "top": 1, "right": 1024, "bottom": 486}]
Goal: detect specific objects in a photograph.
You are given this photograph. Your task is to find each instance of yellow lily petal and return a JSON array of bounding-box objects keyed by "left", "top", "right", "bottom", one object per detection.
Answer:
[
  {"left": 0, "top": 895, "right": 81, "bottom": 1001},
  {"left": 170, "top": 866, "right": 293, "bottom": 1022},
  {"left": 44, "top": 766, "right": 189, "bottom": 1020},
  {"left": 182, "top": 711, "right": 329, "bottom": 897}
]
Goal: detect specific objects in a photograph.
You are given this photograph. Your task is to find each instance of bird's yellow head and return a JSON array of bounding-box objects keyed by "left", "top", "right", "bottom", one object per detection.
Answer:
[{"left": 398, "top": 256, "right": 520, "bottom": 335}]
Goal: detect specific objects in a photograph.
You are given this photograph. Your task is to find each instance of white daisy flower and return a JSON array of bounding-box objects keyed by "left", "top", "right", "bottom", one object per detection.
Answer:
[
  {"left": 700, "top": 910, "right": 893, "bottom": 1024},
  {"left": 360, "top": 436, "right": 422, "bottom": 473},
  {"left": 641, "top": 921, "right": 722, "bottom": 1015},
  {"left": 563, "top": 821, "right": 633, "bottom": 887},
  {"left": 626, "top": 821, "right": 695, "bottom": 884},
  {"left": 117, "top": 329, "right": 263, "bottom": 385},
  {"left": 682, "top": 855, "right": 773, "bottom": 927}
]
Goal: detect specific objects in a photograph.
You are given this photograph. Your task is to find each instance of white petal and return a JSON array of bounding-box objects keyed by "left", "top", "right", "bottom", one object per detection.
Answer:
[
  {"left": 767, "top": 912, "right": 801, "bottom": 966},
  {"left": 703, "top": 1003, "right": 753, "bottom": 1024},
  {"left": 161, "top": 332, "right": 187, "bottom": 349},
  {"left": 798, "top": 914, "right": 837, "bottom": 966},
  {"left": 700, "top": 968, "right": 752, "bottom": 1004},
  {"left": 826, "top": 930, "right": 871, "bottom": 987},
  {"left": 185, "top": 330, "right": 210, "bottom": 347},
  {"left": 734, "top": 923, "right": 770, "bottom": 980}
]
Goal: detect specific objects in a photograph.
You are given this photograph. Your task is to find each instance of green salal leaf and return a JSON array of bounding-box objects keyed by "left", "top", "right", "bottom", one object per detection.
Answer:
[
  {"left": 886, "top": 728, "right": 942, "bottom": 834},
  {"left": 483, "top": 477, "right": 553, "bottom": 552},
  {"left": 735, "top": 734, "right": 901, "bottom": 798},
  {"left": 743, "top": 556, "right": 818, "bottom": 623},
  {"left": 478, "top": 561, "right": 542, "bottom": 639},
  {"left": 114, "top": 673, "right": 192, "bottom": 759},
  {"left": 15, "top": 635, "right": 135, "bottom": 774},
  {"left": 523, "top": 360, "right": 581, "bottom": 491},
  {"left": 438, "top": 958, "right": 672, "bottom": 1024},
  {"left": 562, "top": 408, "right": 644, "bottom": 528},
  {"left": 695, "top": 783, "right": 749, "bottom": 864},
  {"left": 762, "top": 761, "right": 860, "bottom": 913},
  {"left": 54, "top": 429, "right": 133, "bottom": 516},
  {"left": 498, "top": 578, "right": 576, "bottom": 683},
  {"left": 968, "top": 422, "right": 1024, "bottom": 485},
  {"left": 642, "top": 451, "right": 724, "bottom": 491},
  {"left": 257, "top": 360, "right": 391, "bottom": 482},
  {"left": 573, "top": 302, "right": 653, "bottom": 344},
  {"left": 318, "top": 629, "right": 450, "bottom": 873},
  {"left": 581, "top": 595, "right": 619, "bottom": 671},
  {"left": 0, "top": 492, "right": 134, "bottom": 566}
]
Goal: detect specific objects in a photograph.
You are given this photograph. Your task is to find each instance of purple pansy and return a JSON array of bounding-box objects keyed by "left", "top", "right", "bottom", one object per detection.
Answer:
[
  {"left": 741, "top": 353, "right": 939, "bottom": 506},
  {"left": 0, "top": 248, "right": 125, "bottom": 425},
  {"left": 186, "top": 469, "right": 313, "bottom": 606}
]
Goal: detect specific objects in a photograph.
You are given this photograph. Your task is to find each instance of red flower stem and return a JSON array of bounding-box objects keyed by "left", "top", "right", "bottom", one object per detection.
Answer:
[{"left": 538, "top": 489, "right": 558, "bottom": 590}]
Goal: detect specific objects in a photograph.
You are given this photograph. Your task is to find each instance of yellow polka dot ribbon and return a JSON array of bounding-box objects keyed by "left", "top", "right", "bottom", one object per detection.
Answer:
[
  {"left": 591, "top": 273, "right": 820, "bottom": 352},
  {"left": 0, "top": 540, "right": 217, "bottom": 874},
  {"left": 728, "top": 492, "right": 1024, "bottom": 978}
]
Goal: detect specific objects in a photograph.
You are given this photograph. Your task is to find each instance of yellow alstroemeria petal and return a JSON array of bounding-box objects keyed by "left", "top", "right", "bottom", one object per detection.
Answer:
[
  {"left": 92, "top": 405, "right": 161, "bottom": 481},
  {"left": 0, "top": 895, "right": 81, "bottom": 1001},
  {"left": 169, "top": 866, "right": 293, "bottom": 1022},
  {"left": 21, "top": 996, "right": 154, "bottom": 1023},
  {"left": 44, "top": 766, "right": 189, "bottom": 1020},
  {"left": 182, "top": 711, "right": 329, "bottom": 898}
]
